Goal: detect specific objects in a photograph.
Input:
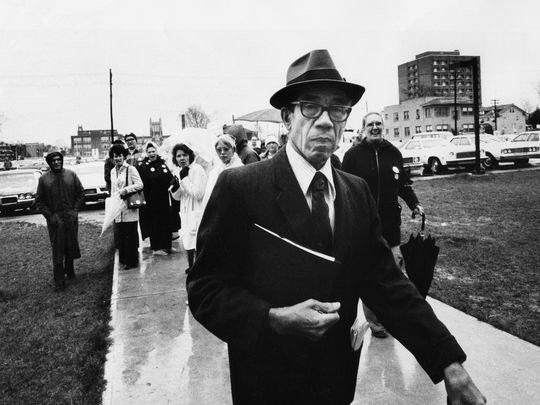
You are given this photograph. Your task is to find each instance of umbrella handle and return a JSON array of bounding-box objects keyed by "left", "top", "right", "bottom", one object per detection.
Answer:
[{"left": 421, "top": 213, "right": 426, "bottom": 233}]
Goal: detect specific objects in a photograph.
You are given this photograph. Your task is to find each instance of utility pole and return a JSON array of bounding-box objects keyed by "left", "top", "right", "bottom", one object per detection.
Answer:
[
  {"left": 491, "top": 99, "right": 499, "bottom": 131},
  {"left": 109, "top": 69, "right": 114, "bottom": 143},
  {"left": 453, "top": 69, "right": 458, "bottom": 135},
  {"left": 449, "top": 57, "right": 483, "bottom": 174}
]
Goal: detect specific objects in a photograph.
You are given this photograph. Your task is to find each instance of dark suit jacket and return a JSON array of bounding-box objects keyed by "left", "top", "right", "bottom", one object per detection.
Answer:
[{"left": 187, "top": 148, "right": 465, "bottom": 405}]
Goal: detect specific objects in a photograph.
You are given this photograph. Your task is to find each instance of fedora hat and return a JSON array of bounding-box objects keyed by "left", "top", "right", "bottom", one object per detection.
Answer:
[{"left": 270, "top": 49, "right": 365, "bottom": 109}]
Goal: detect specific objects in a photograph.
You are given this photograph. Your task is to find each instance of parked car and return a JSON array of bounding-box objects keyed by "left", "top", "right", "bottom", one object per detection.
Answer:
[
  {"left": 464, "top": 134, "right": 539, "bottom": 169},
  {"left": 397, "top": 141, "right": 423, "bottom": 172},
  {"left": 411, "top": 131, "right": 454, "bottom": 141},
  {"left": 0, "top": 169, "right": 42, "bottom": 214},
  {"left": 400, "top": 138, "right": 486, "bottom": 174},
  {"left": 68, "top": 161, "right": 109, "bottom": 206},
  {"left": 502, "top": 131, "right": 540, "bottom": 167}
]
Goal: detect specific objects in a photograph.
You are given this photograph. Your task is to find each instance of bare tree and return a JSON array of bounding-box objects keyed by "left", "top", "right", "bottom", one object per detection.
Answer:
[
  {"left": 185, "top": 105, "right": 210, "bottom": 128},
  {"left": 520, "top": 99, "right": 533, "bottom": 114}
]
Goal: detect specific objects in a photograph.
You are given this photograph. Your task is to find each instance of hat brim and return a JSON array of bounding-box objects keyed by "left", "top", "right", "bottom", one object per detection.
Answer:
[{"left": 269, "top": 79, "right": 365, "bottom": 109}]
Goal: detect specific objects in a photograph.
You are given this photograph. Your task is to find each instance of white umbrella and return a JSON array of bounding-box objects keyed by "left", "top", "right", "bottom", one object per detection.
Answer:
[{"left": 161, "top": 128, "right": 219, "bottom": 172}]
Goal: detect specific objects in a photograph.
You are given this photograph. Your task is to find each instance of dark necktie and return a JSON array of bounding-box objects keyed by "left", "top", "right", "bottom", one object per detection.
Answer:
[{"left": 309, "top": 172, "right": 333, "bottom": 254}]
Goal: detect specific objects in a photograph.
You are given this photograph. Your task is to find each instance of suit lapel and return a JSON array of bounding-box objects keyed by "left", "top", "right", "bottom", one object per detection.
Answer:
[
  {"left": 332, "top": 169, "right": 354, "bottom": 262},
  {"left": 273, "top": 149, "right": 312, "bottom": 242}
]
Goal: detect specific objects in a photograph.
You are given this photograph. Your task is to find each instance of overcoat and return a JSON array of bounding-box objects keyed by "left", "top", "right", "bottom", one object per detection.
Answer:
[
  {"left": 36, "top": 168, "right": 84, "bottom": 266},
  {"left": 187, "top": 148, "right": 465, "bottom": 405},
  {"left": 171, "top": 163, "right": 207, "bottom": 250},
  {"left": 138, "top": 156, "right": 173, "bottom": 248},
  {"left": 342, "top": 138, "right": 419, "bottom": 247}
]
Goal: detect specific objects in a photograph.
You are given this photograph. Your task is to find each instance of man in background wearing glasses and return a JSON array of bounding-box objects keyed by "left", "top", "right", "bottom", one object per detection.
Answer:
[
  {"left": 342, "top": 112, "right": 424, "bottom": 339},
  {"left": 187, "top": 50, "right": 485, "bottom": 405}
]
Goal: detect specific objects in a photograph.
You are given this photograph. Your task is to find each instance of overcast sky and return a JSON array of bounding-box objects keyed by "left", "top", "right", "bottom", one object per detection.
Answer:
[{"left": 1, "top": 0, "right": 540, "bottom": 145}]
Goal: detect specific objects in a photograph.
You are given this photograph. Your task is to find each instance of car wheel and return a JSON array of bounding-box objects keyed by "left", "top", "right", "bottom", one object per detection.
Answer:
[
  {"left": 429, "top": 157, "right": 444, "bottom": 174},
  {"left": 514, "top": 159, "right": 529, "bottom": 168},
  {"left": 482, "top": 153, "right": 498, "bottom": 170}
]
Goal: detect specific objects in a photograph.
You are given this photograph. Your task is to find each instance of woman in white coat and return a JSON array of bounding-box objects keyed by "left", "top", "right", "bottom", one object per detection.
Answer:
[
  {"left": 170, "top": 143, "right": 207, "bottom": 273},
  {"left": 109, "top": 144, "right": 144, "bottom": 269}
]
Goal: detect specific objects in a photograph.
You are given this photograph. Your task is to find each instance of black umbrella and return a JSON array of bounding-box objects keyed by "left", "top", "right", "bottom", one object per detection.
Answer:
[{"left": 400, "top": 213, "right": 439, "bottom": 298}]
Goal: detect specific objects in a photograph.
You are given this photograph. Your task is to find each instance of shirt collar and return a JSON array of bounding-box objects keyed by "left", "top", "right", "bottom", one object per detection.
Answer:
[{"left": 286, "top": 142, "right": 336, "bottom": 200}]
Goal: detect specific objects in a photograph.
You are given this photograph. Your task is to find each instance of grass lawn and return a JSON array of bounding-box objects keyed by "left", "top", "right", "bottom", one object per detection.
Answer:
[
  {"left": 401, "top": 169, "right": 540, "bottom": 346},
  {"left": 0, "top": 220, "right": 114, "bottom": 404}
]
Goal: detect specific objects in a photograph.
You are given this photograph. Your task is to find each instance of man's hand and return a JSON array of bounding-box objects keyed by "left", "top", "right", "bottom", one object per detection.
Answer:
[
  {"left": 444, "top": 362, "right": 486, "bottom": 404},
  {"left": 412, "top": 204, "right": 424, "bottom": 218},
  {"left": 268, "top": 299, "right": 341, "bottom": 341}
]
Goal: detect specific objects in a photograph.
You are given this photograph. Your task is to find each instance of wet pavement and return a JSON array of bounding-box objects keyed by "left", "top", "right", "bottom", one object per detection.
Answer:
[{"left": 102, "top": 242, "right": 540, "bottom": 405}]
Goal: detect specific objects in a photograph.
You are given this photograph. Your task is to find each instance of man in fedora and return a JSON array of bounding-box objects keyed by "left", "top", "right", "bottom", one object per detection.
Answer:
[{"left": 187, "top": 50, "right": 485, "bottom": 404}]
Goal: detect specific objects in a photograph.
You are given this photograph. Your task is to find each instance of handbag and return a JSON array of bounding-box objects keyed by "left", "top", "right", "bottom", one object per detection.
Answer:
[{"left": 123, "top": 166, "right": 146, "bottom": 209}]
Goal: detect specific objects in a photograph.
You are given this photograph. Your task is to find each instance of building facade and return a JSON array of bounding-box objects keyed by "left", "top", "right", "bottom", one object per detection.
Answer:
[
  {"left": 382, "top": 97, "right": 477, "bottom": 140},
  {"left": 71, "top": 127, "right": 120, "bottom": 158},
  {"left": 479, "top": 104, "right": 527, "bottom": 135},
  {"left": 398, "top": 50, "right": 481, "bottom": 104}
]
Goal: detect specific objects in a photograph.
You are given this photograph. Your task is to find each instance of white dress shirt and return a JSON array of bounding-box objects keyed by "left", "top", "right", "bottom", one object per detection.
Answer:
[{"left": 286, "top": 142, "right": 336, "bottom": 232}]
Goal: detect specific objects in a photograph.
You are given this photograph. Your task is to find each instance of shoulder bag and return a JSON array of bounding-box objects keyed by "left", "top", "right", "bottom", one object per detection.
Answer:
[{"left": 123, "top": 166, "right": 146, "bottom": 209}]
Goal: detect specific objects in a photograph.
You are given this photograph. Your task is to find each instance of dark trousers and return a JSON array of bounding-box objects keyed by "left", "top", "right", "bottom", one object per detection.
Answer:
[
  {"left": 118, "top": 221, "right": 140, "bottom": 266},
  {"left": 53, "top": 256, "right": 74, "bottom": 285}
]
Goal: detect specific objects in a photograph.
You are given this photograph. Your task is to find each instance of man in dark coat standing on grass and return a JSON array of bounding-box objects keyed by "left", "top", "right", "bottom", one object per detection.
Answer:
[
  {"left": 187, "top": 50, "right": 485, "bottom": 405},
  {"left": 36, "top": 151, "right": 84, "bottom": 291}
]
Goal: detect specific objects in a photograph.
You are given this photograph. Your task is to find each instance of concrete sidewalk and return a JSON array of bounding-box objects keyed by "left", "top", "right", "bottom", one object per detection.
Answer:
[{"left": 102, "top": 244, "right": 540, "bottom": 404}]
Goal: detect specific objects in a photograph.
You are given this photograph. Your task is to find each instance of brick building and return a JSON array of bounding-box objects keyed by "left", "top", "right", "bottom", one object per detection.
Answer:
[
  {"left": 398, "top": 50, "right": 481, "bottom": 104},
  {"left": 382, "top": 97, "right": 475, "bottom": 139}
]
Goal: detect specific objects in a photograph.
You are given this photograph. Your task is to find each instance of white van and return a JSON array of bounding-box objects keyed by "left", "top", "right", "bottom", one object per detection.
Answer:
[{"left": 412, "top": 131, "right": 454, "bottom": 141}]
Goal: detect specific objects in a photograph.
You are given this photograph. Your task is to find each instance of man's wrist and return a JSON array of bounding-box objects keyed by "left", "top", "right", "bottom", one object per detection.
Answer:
[{"left": 268, "top": 308, "right": 284, "bottom": 334}]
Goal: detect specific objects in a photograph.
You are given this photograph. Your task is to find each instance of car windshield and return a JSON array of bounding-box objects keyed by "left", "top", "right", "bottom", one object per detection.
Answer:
[{"left": 0, "top": 172, "right": 37, "bottom": 194}]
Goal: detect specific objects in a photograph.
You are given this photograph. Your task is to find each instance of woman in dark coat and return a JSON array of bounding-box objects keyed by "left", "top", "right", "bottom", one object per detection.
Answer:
[{"left": 138, "top": 142, "right": 175, "bottom": 255}]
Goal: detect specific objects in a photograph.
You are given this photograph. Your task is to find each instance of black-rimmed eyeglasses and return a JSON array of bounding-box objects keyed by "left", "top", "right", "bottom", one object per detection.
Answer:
[{"left": 290, "top": 101, "right": 352, "bottom": 122}]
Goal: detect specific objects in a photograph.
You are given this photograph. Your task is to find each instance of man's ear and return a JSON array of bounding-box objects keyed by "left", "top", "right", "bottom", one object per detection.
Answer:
[{"left": 281, "top": 107, "right": 292, "bottom": 131}]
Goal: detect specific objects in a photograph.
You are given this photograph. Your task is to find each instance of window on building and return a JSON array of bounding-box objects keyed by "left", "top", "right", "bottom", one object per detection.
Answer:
[
  {"left": 404, "top": 127, "right": 411, "bottom": 137},
  {"left": 436, "top": 124, "right": 449, "bottom": 131},
  {"left": 462, "top": 107, "right": 473, "bottom": 116},
  {"left": 101, "top": 136, "right": 110, "bottom": 142},
  {"left": 509, "top": 106, "right": 515, "bottom": 113},
  {"left": 393, "top": 112, "right": 399, "bottom": 121},
  {"left": 425, "top": 108, "right": 431, "bottom": 118},
  {"left": 462, "top": 124, "right": 474, "bottom": 133},
  {"left": 415, "top": 126, "right": 422, "bottom": 133},
  {"left": 426, "top": 125, "right": 433, "bottom": 132},
  {"left": 435, "top": 107, "right": 449, "bottom": 117},
  {"left": 415, "top": 109, "right": 420, "bottom": 119},
  {"left": 394, "top": 128, "right": 400, "bottom": 137},
  {"left": 385, "top": 113, "right": 389, "bottom": 120},
  {"left": 83, "top": 137, "right": 91, "bottom": 142},
  {"left": 385, "top": 129, "right": 389, "bottom": 136},
  {"left": 404, "top": 111, "right": 409, "bottom": 120}
]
